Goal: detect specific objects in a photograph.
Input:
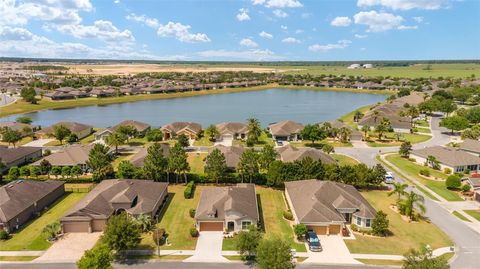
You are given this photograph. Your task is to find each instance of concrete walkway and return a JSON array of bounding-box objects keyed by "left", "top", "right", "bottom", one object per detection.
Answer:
[
  {"left": 22, "top": 139, "right": 55, "bottom": 147},
  {"left": 0, "top": 251, "right": 45, "bottom": 257},
  {"left": 184, "top": 232, "right": 229, "bottom": 263}
]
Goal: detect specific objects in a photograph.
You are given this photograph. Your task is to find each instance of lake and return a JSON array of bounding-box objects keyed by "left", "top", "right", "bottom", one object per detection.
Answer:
[{"left": 2, "top": 88, "right": 388, "bottom": 127}]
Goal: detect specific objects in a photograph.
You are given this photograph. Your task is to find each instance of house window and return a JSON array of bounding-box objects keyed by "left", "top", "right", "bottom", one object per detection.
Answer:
[
  {"left": 455, "top": 166, "right": 465, "bottom": 173},
  {"left": 365, "top": 219, "right": 371, "bottom": 228},
  {"left": 467, "top": 165, "right": 478, "bottom": 171},
  {"left": 356, "top": 217, "right": 362, "bottom": 226},
  {"left": 241, "top": 221, "right": 251, "bottom": 230}
]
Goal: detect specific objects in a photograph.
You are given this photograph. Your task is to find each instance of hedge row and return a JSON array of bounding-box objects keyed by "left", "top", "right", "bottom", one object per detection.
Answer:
[{"left": 184, "top": 181, "right": 195, "bottom": 199}]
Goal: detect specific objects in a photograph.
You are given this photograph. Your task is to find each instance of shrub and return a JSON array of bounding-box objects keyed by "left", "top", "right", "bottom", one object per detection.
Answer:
[
  {"left": 190, "top": 227, "right": 199, "bottom": 237},
  {"left": 282, "top": 211, "right": 293, "bottom": 221},
  {"left": 189, "top": 208, "right": 196, "bottom": 218},
  {"left": 293, "top": 224, "right": 307, "bottom": 240},
  {"left": 152, "top": 228, "right": 166, "bottom": 246},
  {"left": 464, "top": 169, "right": 471, "bottom": 175},
  {"left": 443, "top": 168, "right": 452, "bottom": 174},
  {"left": 462, "top": 184, "right": 472, "bottom": 192},
  {"left": 371, "top": 211, "right": 389, "bottom": 237},
  {"left": 419, "top": 169, "right": 430, "bottom": 177},
  {"left": 0, "top": 230, "right": 8, "bottom": 240},
  {"left": 184, "top": 181, "right": 195, "bottom": 199},
  {"left": 446, "top": 175, "right": 461, "bottom": 190},
  {"left": 350, "top": 223, "right": 358, "bottom": 231}
]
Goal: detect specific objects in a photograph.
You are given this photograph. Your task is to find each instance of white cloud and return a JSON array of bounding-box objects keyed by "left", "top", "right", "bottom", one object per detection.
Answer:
[
  {"left": 273, "top": 9, "right": 288, "bottom": 18},
  {"left": 0, "top": 26, "right": 34, "bottom": 41},
  {"left": 157, "top": 22, "right": 210, "bottom": 43},
  {"left": 114, "top": 0, "right": 120, "bottom": 3},
  {"left": 397, "top": 25, "right": 418, "bottom": 30},
  {"left": 354, "top": 34, "right": 368, "bottom": 38},
  {"left": 308, "top": 40, "right": 351, "bottom": 52},
  {"left": 353, "top": 11, "right": 404, "bottom": 32},
  {"left": 282, "top": 37, "right": 300, "bottom": 43},
  {"left": 357, "top": 0, "right": 447, "bottom": 10},
  {"left": 236, "top": 8, "right": 251, "bottom": 21},
  {"left": 259, "top": 31, "right": 273, "bottom": 39},
  {"left": 240, "top": 38, "right": 258, "bottom": 47},
  {"left": 331, "top": 16, "right": 352, "bottom": 27},
  {"left": 252, "top": 0, "right": 303, "bottom": 8},
  {"left": 126, "top": 13, "right": 160, "bottom": 28},
  {"left": 52, "top": 20, "right": 135, "bottom": 43},
  {"left": 295, "top": 29, "right": 304, "bottom": 34},
  {"left": 197, "top": 49, "right": 279, "bottom": 61},
  {"left": 281, "top": 25, "right": 288, "bottom": 30},
  {"left": 413, "top": 16, "right": 424, "bottom": 23}
]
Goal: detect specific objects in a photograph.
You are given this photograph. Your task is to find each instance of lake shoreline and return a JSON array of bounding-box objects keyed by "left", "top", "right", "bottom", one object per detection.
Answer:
[{"left": 0, "top": 84, "right": 394, "bottom": 119}]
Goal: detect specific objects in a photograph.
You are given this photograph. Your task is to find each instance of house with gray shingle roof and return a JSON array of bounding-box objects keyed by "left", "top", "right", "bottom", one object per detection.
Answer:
[
  {"left": 36, "top": 121, "right": 93, "bottom": 139},
  {"left": 268, "top": 120, "right": 304, "bottom": 141},
  {"left": 285, "top": 180, "right": 376, "bottom": 235},
  {"left": 161, "top": 122, "right": 202, "bottom": 140},
  {"left": 0, "top": 146, "right": 43, "bottom": 172},
  {"left": 216, "top": 122, "right": 248, "bottom": 141},
  {"left": 32, "top": 144, "right": 96, "bottom": 172},
  {"left": 411, "top": 146, "right": 480, "bottom": 174},
  {"left": 208, "top": 145, "right": 245, "bottom": 170},
  {"left": 276, "top": 144, "right": 337, "bottom": 164},
  {"left": 458, "top": 139, "right": 480, "bottom": 155}
]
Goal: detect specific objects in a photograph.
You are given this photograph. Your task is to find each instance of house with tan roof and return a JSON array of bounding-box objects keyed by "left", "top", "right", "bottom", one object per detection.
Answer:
[
  {"left": 161, "top": 122, "right": 202, "bottom": 140},
  {"left": 458, "top": 139, "right": 480, "bottom": 155},
  {"left": 209, "top": 145, "right": 245, "bottom": 170},
  {"left": 0, "top": 146, "right": 43, "bottom": 172},
  {"left": 130, "top": 144, "right": 170, "bottom": 167},
  {"left": 276, "top": 144, "right": 337, "bottom": 164},
  {"left": 32, "top": 144, "right": 96, "bottom": 172},
  {"left": 411, "top": 146, "right": 480, "bottom": 174},
  {"left": 0, "top": 122, "right": 35, "bottom": 140},
  {"left": 36, "top": 121, "right": 93, "bottom": 139},
  {"left": 215, "top": 122, "right": 248, "bottom": 141},
  {"left": 1, "top": 180, "right": 65, "bottom": 232},
  {"left": 268, "top": 120, "right": 304, "bottom": 141},
  {"left": 194, "top": 184, "right": 259, "bottom": 232},
  {"left": 285, "top": 180, "right": 376, "bottom": 235},
  {"left": 110, "top": 120, "right": 151, "bottom": 135},
  {"left": 60, "top": 179, "right": 168, "bottom": 233}
]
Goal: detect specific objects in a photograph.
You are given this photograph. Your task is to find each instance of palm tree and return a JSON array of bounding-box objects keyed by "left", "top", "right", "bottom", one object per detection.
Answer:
[
  {"left": 388, "top": 182, "right": 408, "bottom": 200},
  {"left": 42, "top": 221, "right": 61, "bottom": 240},
  {"left": 338, "top": 127, "right": 352, "bottom": 143},
  {"left": 400, "top": 191, "right": 426, "bottom": 220},
  {"left": 247, "top": 118, "right": 261, "bottom": 142},
  {"left": 105, "top": 132, "right": 126, "bottom": 155},
  {"left": 373, "top": 111, "right": 380, "bottom": 124},
  {"left": 135, "top": 214, "right": 153, "bottom": 232},
  {"left": 353, "top": 111, "right": 363, "bottom": 122},
  {"left": 361, "top": 125, "right": 370, "bottom": 139}
]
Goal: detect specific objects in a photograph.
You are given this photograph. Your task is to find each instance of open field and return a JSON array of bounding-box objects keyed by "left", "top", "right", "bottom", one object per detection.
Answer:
[{"left": 345, "top": 190, "right": 452, "bottom": 255}]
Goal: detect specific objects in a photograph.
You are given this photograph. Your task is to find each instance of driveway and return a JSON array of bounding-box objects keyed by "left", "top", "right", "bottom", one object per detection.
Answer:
[
  {"left": 214, "top": 137, "right": 233, "bottom": 146},
  {"left": 33, "top": 233, "right": 101, "bottom": 263},
  {"left": 184, "top": 232, "right": 229, "bottom": 263},
  {"left": 303, "top": 235, "right": 360, "bottom": 265},
  {"left": 22, "top": 139, "right": 55, "bottom": 147}
]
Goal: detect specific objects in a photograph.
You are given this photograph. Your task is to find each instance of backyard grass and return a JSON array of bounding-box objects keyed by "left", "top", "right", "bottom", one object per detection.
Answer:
[
  {"left": 112, "top": 152, "right": 133, "bottom": 170},
  {"left": 193, "top": 136, "right": 214, "bottom": 147},
  {"left": 452, "top": 211, "right": 471, "bottom": 222},
  {"left": 356, "top": 259, "right": 404, "bottom": 266},
  {"left": 0, "top": 192, "right": 86, "bottom": 251},
  {"left": 385, "top": 154, "right": 463, "bottom": 201},
  {"left": 464, "top": 210, "right": 480, "bottom": 221},
  {"left": 256, "top": 186, "right": 307, "bottom": 252},
  {"left": 79, "top": 130, "right": 98, "bottom": 144},
  {"left": 138, "top": 184, "right": 202, "bottom": 250},
  {"left": 332, "top": 154, "right": 359, "bottom": 166},
  {"left": 344, "top": 190, "right": 453, "bottom": 255},
  {"left": 187, "top": 153, "right": 207, "bottom": 174},
  {"left": 0, "top": 256, "right": 39, "bottom": 261}
]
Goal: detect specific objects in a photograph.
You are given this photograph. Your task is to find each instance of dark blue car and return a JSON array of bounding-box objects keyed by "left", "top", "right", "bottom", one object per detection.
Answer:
[{"left": 306, "top": 231, "right": 322, "bottom": 252}]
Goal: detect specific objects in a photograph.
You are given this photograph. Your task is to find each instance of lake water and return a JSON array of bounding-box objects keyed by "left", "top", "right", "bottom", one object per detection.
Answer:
[{"left": 2, "top": 88, "right": 388, "bottom": 128}]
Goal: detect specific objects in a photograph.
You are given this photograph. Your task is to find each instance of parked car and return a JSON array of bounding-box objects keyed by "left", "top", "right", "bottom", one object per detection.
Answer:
[
  {"left": 385, "top": 171, "right": 395, "bottom": 184},
  {"left": 305, "top": 230, "right": 322, "bottom": 252}
]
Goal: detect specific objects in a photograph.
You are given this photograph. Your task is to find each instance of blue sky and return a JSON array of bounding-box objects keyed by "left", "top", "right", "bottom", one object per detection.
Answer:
[{"left": 0, "top": 0, "right": 479, "bottom": 61}]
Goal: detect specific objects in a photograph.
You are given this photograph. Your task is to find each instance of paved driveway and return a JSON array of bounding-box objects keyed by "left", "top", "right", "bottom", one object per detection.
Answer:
[
  {"left": 214, "top": 137, "right": 233, "bottom": 146},
  {"left": 185, "top": 232, "right": 229, "bottom": 263},
  {"left": 34, "top": 233, "right": 101, "bottom": 263},
  {"left": 303, "top": 235, "right": 360, "bottom": 265},
  {"left": 22, "top": 139, "right": 55, "bottom": 147}
]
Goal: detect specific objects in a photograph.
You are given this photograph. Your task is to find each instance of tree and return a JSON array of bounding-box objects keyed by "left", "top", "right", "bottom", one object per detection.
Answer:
[
  {"left": 145, "top": 128, "right": 163, "bottom": 142},
  {"left": 445, "top": 175, "right": 461, "bottom": 190},
  {"left": 322, "top": 144, "right": 334, "bottom": 154},
  {"left": 116, "top": 160, "right": 137, "bottom": 179},
  {"left": 204, "top": 148, "right": 227, "bottom": 184},
  {"left": 353, "top": 110, "right": 363, "bottom": 122},
  {"left": 103, "top": 212, "right": 141, "bottom": 254},
  {"left": 375, "top": 120, "right": 390, "bottom": 140},
  {"left": 465, "top": 107, "right": 480, "bottom": 124},
  {"left": 168, "top": 143, "right": 190, "bottom": 184},
  {"left": 8, "top": 166, "right": 20, "bottom": 181},
  {"left": 258, "top": 144, "right": 278, "bottom": 171},
  {"left": 399, "top": 191, "right": 426, "bottom": 220},
  {"left": 403, "top": 245, "right": 450, "bottom": 269},
  {"left": 77, "top": 243, "right": 113, "bottom": 269},
  {"left": 266, "top": 160, "right": 285, "bottom": 187},
  {"left": 70, "top": 165, "right": 82, "bottom": 179},
  {"left": 236, "top": 225, "right": 263, "bottom": 259},
  {"left": 117, "top": 125, "right": 137, "bottom": 142},
  {"left": 30, "top": 166, "right": 41, "bottom": 179},
  {"left": 361, "top": 125, "right": 370, "bottom": 138},
  {"left": 42, "top": 221, "right": 61, "bottom": 240},
  {"left": 52, "top": 125, "right": 71, "bottom": 145},
  {"left": 51, "top": 166, "right": 61, "bottom": 179},
  {"left": 440, "top": 116, "right": 469, "bottom": 134},
  {"left": 256, "top": 237, "right": 294, "bottom": 269},
  {"left": 1, "top": 128, "right": 22, "bottom": 147},
  {"left": 16, "top": 116, "right": 32, "bottom": 124},
  {"left": 301, "top": 124, "right": 326, "bottom": 145},
  {"left": 401, "top": 106, "right": 420, "bottom": 129},
  {"left": 135, "top": 214, "right": 152, "bottom": 232},
  {"left": 143, "top": 143, "right": 168, "bottom": 181},
  {"left": 20, "top": 166, "right": 30, "bottom": 179},
  {"left": 426, "top": 155, "right": 440, "bottom": 170},
  {"left": 338, "top": 127, "right": 352, "bottom": 143},
  {"left": 86, "top": 144, "right": 113, "bottom": 181},
  {"left": 388, "top": 182, "right": 408, "bottom": 200},
  {"left": 20, "top": 87, "right": 37, "bottom": 104},
  {"left": 205, "top": 124, "right": 219, "bottom": 142},
  {"left": 247, "top": 118, "right": 262, "bottom": 143},
  {"left": 0, "top": 158, "right": 5, "bottom": 181},
  {"left": 176, "top": 134, "right": 190, "bottom": 148},
  {"left": 399, "top": 141, "right": 412, "bottom": 158},
  {"left": 238, "top": 148, "right": 260, "bottom": 183},
  {"left": 371, "top": 211, "right": 389, "bottom": 236},
  {"left": 293, "top": 224, "right": 307, "bottom": 240},
  {"left": 61, "top": 166, "right": 71, "bottom": 179},
  {"left": 66, "top": 133, "right": 78, "bottom": 144},
  {"left": 105, "top": 132, "right": 126, "bottom": 155}
]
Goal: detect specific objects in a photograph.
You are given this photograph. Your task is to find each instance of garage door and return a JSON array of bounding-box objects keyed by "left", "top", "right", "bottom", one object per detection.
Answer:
[
  {"left": 92, "top": 220, "right": 106, "bottom": 232},
  {"left": 199, "top": 222, "right": 223, "bottom": 231},
  {"left": 308, "top": 225, "right": 327, "bottom": 235},
  {"left": 329, "top": 224, "right": 341, "bottom": 234},
  {"left": 62, "top": 221, "right": 90, "bottom": 233}
]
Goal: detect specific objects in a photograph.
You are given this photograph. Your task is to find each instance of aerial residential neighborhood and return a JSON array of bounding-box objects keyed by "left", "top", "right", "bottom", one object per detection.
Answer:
[{"left": 0, "top": 1, "right": 479, "bottom": 269}]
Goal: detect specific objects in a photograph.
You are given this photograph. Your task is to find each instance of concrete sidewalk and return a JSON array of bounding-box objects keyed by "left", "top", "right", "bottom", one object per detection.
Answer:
[
  {"left": 352, "top": 247, "right": 454, "bottom": 261},
  {"left": 0, "top": 251, "right": 45, "bottom": 256}
]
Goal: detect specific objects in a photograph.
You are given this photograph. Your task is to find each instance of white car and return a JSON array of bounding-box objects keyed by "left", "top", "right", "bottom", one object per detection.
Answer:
[{"left": 385, "top": 172, "right": 395, "bottom": 184}]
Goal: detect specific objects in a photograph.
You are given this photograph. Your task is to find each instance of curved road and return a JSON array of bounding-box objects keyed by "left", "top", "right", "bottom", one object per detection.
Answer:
[{"left": 338, "top": 115, "right": 480, "bottom": 269}]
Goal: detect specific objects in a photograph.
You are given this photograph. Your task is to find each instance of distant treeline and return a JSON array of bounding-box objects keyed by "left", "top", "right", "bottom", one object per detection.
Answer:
[{"left": 25, "top": 65, "right": 69, "bottom": 71}]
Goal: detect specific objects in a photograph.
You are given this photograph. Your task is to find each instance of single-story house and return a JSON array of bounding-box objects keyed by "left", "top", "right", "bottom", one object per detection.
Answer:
[
  {"left": 411, "top": 146, "right": 480, "bottom": 174},
  {"left": 209, "top": 145, "right": 245, "bottom": 170},
  {"left": 36, "top": 121, "right": 93, "bottom": 140},
  {"left": 194, "top": 184, "right": 259, "bottom": 232},
  {"left": 110, "top": 120, "right": 151, "bottom": 136},
  {"left": 161, "top": 122, "right": 202, "bottom": 140},
  {"left": 0, "top": 180, "right": 65, "bottom": 232},
  {"left": 60, "top": 179, "right": 168, "bottom": 233},
  {"left": 276, "top": 144, "right": 337, "bottom": 164},
  {"left": 458, "top": 139, "right": 480, "bottom": 155},
  {"left": 324, "top": 120, "right": 363, "bottom": 141},
  {"left": 215, "top": 122, "right": 249, "bottom": 141},
  {"left": 32, "top": 144, "right": 95, "bottom": 172},
  {"left": 285, "top": 180, "right": 376, "bottom": 235},
  {"left": 93, "top": 128, "right": 114, "bottom": 144},
  {"left": 0, "top": 122, "right": 35, "bottom": 139},
  {"left": 268, "top": 120, "right": 304, "bottom": 141},
  {"left": 130, "top": 144, "right": 170, "bottom": 167},
  {"left": 0, "top": 146, "right": 43, "bottom": 172}
]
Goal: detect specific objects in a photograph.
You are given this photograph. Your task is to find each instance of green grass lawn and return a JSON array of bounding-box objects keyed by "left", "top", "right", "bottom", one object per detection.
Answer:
[
  {"left": 193, "top": 136, "right": 214, "bottom": 147},
  {"left": 464, "top": 210, "right": 480, "bottom": 221},
  {"left": 385, "top": 154, "right": 462, "bottom": 201},
  {"left": 138, "top": 184, "right": 202, "bottom": 250},
  {"left": 356, "top": 259, "right": 404, "bottom": 266},
  {"left": 0, "top": 192, "right": 86, "bottom": 251},
  {"left": 112, "top": 152, "right": 133, "bottom": 170},
  {"left": 290, "top": 139, "right": 352, "bottom": 148},
  {"left": 79, "top": 132, "right": 97, "bottom": 144},
  {"left": 187, "top": 153, "right": 207, "bottom": 174},
  {"left": 366, "top": 132, "right": 431, "bottom": 147},
  {"left": 222, "top": 237, "right": 237, "bottom": 251},
  {"left": 256, "top": 186, "right": 306, "bottom": 252},
  {"left": 44, "top": 140, "right": 63, "bottom": 146},
  {"left": 233, "top": 131, "right": 275, "bottom": 147},
  {"left": 332, "top": 154, "right": 359, "bottom": 166},
  {"left": 452, "top": 211, "right": 471, "bottom": 222},
  {"left": 416, "top": 127, "right": 431, "bottom": 134},
  {"left": 0, "top": 136, "right": 33, "bottom": 147},
  {"left": 415, "top": 120, "right": 429, "bottom": 127},
  {"left": 0, "top": 256, "right": 39, "bottom": 261},
  {"left": 345, "top": 191, "right": 453, "bottom": 255}
]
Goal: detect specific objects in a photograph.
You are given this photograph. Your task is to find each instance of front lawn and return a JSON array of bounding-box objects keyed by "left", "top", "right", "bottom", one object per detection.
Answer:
[
  {"left": 193, "top": 136, "right": 214, "bottom": 147},
  {"left": 332, "top": 154, "right": 359, "bottom": 166},
  {"left": 138, "top": 184, "right": 203, "bottom": 250},
  {"left": 290, "top": 139, "right": 352, "bottom": 148},
  {"left": 222, "top": 237, "right": 237, "bottom": 251},
  {"left": 416, "top": 127, "right": 431, "bottom": 134},
  {"left": 366, "top": 132, "right": 431, "bottom": 147},
  {"left": 464, "top": 210, "right": 480, "bottom": 221},
  {"left": 385, "top": 154, "right": 463, "bottom": 201},
  {"left": 345, "top": 191, "right": 452, "bottom": 255},
  {"left": 0, "top": 256, "right": 39, "bottom": 261},
  {"left": 415, "top": 120, "right": 429, "bottom": 127},
  {"left": 112, "top": 152, "right": 133, "bottom": 169},
  {"left": 233, "top": 131, "right": 274, "bottom": 147},
  {"left": 0, "top": 192, "right": 86, "bottom": 251},
  {"left": 452, "top": 211, "right": 471, "bottom": 222},
  {"left": 187, "top": 153, "right": 207, "bottom": 174}
]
